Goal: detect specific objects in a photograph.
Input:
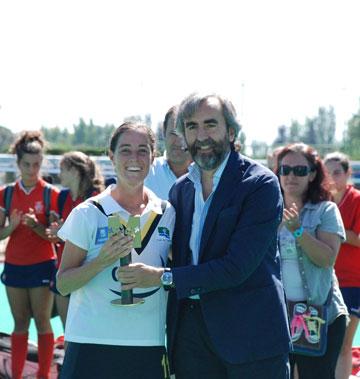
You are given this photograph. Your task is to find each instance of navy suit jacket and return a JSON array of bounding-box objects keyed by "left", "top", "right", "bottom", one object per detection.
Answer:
[{"left": 167, "top": 150, "right": 291, "bottom": 366}]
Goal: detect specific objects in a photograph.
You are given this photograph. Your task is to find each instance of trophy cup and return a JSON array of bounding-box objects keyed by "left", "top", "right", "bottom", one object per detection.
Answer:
[{"left": 108, "top": 214, "right": 144, "bottom": 307}]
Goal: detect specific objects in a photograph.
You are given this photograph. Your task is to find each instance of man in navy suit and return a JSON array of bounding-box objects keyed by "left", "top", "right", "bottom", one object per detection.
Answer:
[
  {"left": 165, "top": 93, "right": 290, "bottom": 378},
  {"left": 118, "top": 93, "right": 291, "bottom": 378}
]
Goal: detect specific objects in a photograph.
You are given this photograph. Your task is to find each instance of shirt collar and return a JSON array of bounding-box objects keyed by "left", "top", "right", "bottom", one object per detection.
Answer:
[
  {"left": 302, "top": 201, "right": 321, "bottom": 210},
  {"left": 18, "top": 179, "right": 41, "bottom": 195},
  {"left": 188, "top": 152, "right": 231, "bottom": 188},
  {"left": 94, "top": 184, "right": 164, "bottom": 216}
]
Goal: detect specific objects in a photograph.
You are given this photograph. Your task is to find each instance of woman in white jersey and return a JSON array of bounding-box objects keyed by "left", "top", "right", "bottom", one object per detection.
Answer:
[{"left": 56, "top": 122, "right": 175, "bottom": 379}]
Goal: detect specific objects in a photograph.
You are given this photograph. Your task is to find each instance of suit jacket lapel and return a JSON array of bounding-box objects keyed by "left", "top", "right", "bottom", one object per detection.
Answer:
[{"left": 199, "top": 151, "right": 242, "bottom": 261}]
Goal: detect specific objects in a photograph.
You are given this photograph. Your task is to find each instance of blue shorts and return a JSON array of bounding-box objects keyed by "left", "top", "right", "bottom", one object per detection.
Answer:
[
  {"left": 60, "top": 343, "right": 170, "bottom": 379},
  {"left": 340, "top": 287, "right": 360, "bottom": 318},
  {"left": 0, "top": 260, "right": 56, "bottom": 288}
]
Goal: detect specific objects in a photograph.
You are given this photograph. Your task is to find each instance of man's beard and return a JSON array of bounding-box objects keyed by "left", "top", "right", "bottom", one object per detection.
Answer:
[{"left": 189, "top": 137, "right": 230, "bottom": 171}]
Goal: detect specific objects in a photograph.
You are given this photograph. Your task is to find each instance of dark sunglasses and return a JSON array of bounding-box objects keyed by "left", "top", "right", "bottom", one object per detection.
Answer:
[{"left": 278, "top": 165, "right": 313, "bottom": 177}]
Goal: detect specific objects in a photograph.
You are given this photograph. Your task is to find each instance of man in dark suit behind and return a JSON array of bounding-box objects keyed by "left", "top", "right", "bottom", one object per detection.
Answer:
[{"left": 165, "top": 93, "right": 291, "bottom": 378}]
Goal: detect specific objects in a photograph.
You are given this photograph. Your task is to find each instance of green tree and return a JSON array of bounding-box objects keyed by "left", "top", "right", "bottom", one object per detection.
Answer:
[
  {"left": 155, "top": 121, "right": 165, "bottom": 156},
  {"left": 343, "top": 100, "right": 360, "bottom": 158},
  {"left": 251, "top": 140, "right": 268, "bottom": 159},
  {"left": 272, "top": 106, "right": 337, "bottom": 155},
  {"left": 273, "top": 125, "right": 288, "bottom": 145},
  {"left": 289, "top": 120, "right": 302, "bottom": 142},
  {"left": 0, "top": 126, "right": 14, "bottom": 153},
  {"left": 315, "top": 106, "right": 336, "bottom": 145},
  {"left": 303, "top": 117, "right": 317, "bottom": 145},
  {"left": 237, "top": 130, "right": 247, "bottom": 154},
  {"left": 73, "top": 118, "right": 87, "bottom": 145},
  {"left": 123, "top": 113, "right": 152, "bottom": 127}
]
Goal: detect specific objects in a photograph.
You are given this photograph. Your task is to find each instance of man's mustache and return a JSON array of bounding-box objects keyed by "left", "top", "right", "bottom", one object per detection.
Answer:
[{"left": 193, "top": 139, "right": 216, "bottom": 150}]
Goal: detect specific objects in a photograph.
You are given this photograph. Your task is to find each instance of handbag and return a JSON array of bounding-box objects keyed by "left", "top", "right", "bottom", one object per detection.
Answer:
[
  {"left": 279, "top": 231, "right": 333, "bottom": 356},
  {"left": 287, "top": 289, "right": 331, "bottom": 357}
]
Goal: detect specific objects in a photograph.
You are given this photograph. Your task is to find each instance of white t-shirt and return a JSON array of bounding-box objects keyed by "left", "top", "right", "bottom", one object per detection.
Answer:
[
  {"left": 144, "top": 156, "right": 177, "bottom": 200},
  {"left": 57, "top": 186, "right": 175, "bottom": 346},
  {"left": 279, "top": 227, "right": 306, "bottom": 301}
]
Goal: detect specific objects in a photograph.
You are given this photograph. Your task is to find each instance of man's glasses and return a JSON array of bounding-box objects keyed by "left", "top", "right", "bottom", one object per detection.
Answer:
[{"left": 278, "top": 165, "right": 313, "bottom": 177}]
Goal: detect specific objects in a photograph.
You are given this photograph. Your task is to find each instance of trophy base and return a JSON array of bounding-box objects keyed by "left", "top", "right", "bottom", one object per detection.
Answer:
[{"left": 110, "top": 298, "right": 145, "bottom": 307}]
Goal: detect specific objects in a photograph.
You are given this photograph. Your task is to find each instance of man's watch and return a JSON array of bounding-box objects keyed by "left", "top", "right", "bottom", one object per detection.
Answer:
[{"left": 160, "top": 268, "right": 174, "bottom": 289}]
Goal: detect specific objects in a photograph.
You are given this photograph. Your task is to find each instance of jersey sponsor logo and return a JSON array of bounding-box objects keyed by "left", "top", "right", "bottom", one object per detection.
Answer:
[
  {"left": 95, "top": 227, "right": 108, "bottom": 245},
  {"left": 157, "top": 226, "right": 170, "bottom": 241},
  {"left": 34, "top": 201, "right": 44, "bottom": 214}
]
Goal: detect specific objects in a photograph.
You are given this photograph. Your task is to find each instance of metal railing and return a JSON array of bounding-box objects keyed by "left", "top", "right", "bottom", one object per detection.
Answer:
[
  {"left": 0, "top": 153, "right": 115, "bottom": 179},
  {"left": 1, "top": 153, "right": 360, "bottom": 188}
]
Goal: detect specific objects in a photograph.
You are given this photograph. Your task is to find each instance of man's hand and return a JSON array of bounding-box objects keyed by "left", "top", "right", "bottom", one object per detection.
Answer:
[{"left": 117, "top": 263, "right": 163, "bottom": 290}]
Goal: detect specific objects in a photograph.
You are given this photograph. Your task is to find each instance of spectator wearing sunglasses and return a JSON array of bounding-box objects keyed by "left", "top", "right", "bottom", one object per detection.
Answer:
[
  {"left": 324, "top": 152, "right": 360, "bottom": 379},
  {"left": 275, "top": 143, "right": 348, "bottom": 379}
]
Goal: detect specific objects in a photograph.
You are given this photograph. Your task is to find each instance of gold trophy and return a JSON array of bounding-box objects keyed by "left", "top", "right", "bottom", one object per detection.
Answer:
[{"left": 108, "top": 214, "right": 144, "bottom": 307}]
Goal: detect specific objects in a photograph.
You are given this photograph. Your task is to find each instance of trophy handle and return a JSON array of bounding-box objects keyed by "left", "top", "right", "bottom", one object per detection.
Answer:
[
  {"left": 111, "top": 252, "right": 145, "bottom": 307},
  {"left": 120, "top": 253, "right": 133, "bottom": 304}
]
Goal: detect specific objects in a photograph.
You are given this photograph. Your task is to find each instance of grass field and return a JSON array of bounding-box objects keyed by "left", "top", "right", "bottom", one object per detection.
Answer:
[{"left": 0, "top": 264, "right": 63, "bottom": 342}]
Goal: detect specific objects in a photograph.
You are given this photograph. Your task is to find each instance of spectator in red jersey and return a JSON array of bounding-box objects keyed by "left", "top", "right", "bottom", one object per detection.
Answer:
[
  {"left": 324, "top": 152, "right": 360, "bottom": 379},
  {"left": 0, "top": 131, "right": 59, "bottom": 379},
  {"left": 46, "top": 151, "right": 104, "bottom": 328}
]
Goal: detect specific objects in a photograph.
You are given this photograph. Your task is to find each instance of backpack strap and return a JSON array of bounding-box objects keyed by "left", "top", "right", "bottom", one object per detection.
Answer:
[
  {"left": 57, "top": 189, "right": 70, "bottom": 219},
  {"left": 3, "top": 182, "right": 53, "bottom": 223},
  {"left": 43, "top": 184, "right": 52, "bottom": 225},
  {"left": 4, "top": 183, "right": 15, "bottom": 218}
]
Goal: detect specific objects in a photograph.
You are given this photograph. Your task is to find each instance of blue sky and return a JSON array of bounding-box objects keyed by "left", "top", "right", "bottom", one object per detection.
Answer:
[{"left": 0, "top": 0, "right": 359, "bottom": 145}]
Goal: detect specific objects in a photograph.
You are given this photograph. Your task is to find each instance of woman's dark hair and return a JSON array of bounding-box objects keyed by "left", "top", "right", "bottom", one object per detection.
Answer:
[
  {"left": 10, "top": 130, "right": 46, "bottom": 161},
  {"left": 61, "top": 151, "right": 105, "bottom": 197},
  {"left": 109, "top": 122, "right": 156, "bottom": 156},
  {"left": 324, "top": 151, "right": 350, "bottom": 173},
  {"left": 274, "top": 143, "right": 332, "bottom": 203}
]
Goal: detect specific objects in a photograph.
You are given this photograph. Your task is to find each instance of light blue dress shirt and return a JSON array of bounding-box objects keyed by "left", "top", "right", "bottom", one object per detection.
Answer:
[{"left": 188, "top": 153, "right": 230, "bottom": 266}]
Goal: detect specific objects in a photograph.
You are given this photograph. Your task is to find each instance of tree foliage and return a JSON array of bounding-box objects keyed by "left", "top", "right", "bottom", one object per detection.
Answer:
[
  {"left": 41, "top": 116, "right": 153, "bottom": 154},
  {"left": 0, "top": 126, "right": 14, "bottom": 153},
  {"left": 2, "top": 101, "right": 360, "bottom": 159},
  {"left": 342, "top": 100, "right": 360, "bottom": 158},
  {"left": 271, "top": 106, "right": 337, "bottom": 156}
]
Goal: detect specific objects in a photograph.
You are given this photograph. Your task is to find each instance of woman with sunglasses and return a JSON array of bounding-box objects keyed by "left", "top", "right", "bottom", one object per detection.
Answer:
[
  {"left": 275, "top": 143, "right": 348, "bottom": 379},
  {"left": 324, "top": 152, "right": 360, "bottom": 379}
]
